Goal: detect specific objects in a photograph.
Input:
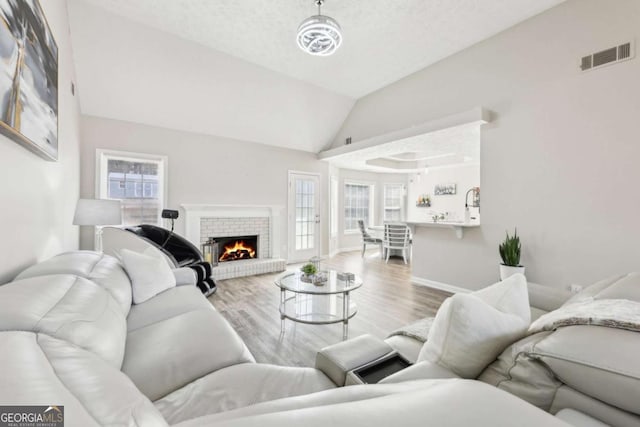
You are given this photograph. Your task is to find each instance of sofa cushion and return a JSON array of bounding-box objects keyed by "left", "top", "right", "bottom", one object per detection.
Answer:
[
  {"left": 121, "top": 248, "right": 177, "bottom": 304},
  {"left": 379, "top": 361, "right": 459, "bottom": 384},
  {"left": 172, "top": 379, "right": 567, "bottom": 427},
  {"left": 384, "top": 335, "right": 423, "bottom": 364},
  {"left": 587, "top": 273, "right": 640, "bottom": 302},
  {"left": 478, "top": 332, "right": 563, "bottom": 410},
  {"left": 122, "top": 293, "right": 255, "bottom": 401},
  {"left": 562, "top": 273, "right": 640, "bottom": 306},
  {"left": 155, "top": 363, "right": 335, "bottom": 424},
  {"left": 555, "top": 409, "right": 609, "bottom": 427},
  {"left": 531, "top": 325, "right": 640, "bottom": 415},
  {"left": 0, "top": 331, "right": 167, "bottom": 427},
  {"left": 418, "top": 274, "right": 530, "bottom": 378},
  {"left": 0, "top": 332, "right": 101, "bottom": 427},
  {"left": 127, "top": 285, "right": 211, "bottom": 332},
  {"left": 0, "top": 274, "right": 127, "bottom": 368},
  {"left": 550, "top": 386, "right": 640, "bottom": 427},
  {"left": 15, "top": 251, "right": 132, "bottom": 315}
]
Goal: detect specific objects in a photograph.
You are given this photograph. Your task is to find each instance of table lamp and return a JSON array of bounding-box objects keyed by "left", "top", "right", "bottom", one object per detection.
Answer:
[{"left": 73, "top": 199, "right": 122, "bottom": 251}]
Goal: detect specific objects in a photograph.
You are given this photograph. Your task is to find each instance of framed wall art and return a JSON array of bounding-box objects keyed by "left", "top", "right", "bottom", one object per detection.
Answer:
[
  {"left": 434, "top": 183, "right": 457, "bottom": 196},
  {"left": 0, "top": 0, "right": 58, "bottom": 161}
]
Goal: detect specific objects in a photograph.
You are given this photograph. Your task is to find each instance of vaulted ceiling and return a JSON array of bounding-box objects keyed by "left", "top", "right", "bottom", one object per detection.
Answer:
[{"left": 68, "top": 0, "right": 564, "bottom": 152}]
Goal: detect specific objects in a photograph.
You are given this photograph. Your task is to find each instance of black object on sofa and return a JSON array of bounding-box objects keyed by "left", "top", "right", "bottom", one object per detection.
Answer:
[
  {"left": 126, "top": 224, "right": 201, "bottom": 267},
  {"left": 125, "top": 224, "right": 217, "bottom": 295}
]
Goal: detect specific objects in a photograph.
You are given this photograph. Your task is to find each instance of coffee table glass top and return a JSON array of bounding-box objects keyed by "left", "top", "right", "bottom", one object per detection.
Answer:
[{"left": 276, "top": 270, "right": 362, "bottom": 295}]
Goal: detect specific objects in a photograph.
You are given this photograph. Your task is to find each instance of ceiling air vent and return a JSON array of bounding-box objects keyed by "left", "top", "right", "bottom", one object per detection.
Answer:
[
  {"left": 618, "top": 42, "right": 632, "bottom": 59},
  {"left": 580, "top": 41, "right": 634, "bottom": 71}
]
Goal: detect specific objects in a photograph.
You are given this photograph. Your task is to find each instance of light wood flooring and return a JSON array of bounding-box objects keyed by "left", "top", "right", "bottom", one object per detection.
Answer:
[{"left": 207, "top": 250, "right": 450, "bottom": 367}]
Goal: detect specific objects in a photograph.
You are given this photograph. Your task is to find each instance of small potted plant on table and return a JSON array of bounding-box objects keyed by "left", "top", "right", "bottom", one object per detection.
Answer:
[
  {"left": 300, "top": 262, "right": 327, "bottom": 285},
  {"left": 499, "top": 229, "right": 525, "bottom": 280}
]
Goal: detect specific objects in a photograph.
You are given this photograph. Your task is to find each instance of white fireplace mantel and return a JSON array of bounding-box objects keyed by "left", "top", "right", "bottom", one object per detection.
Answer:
[{"left": 181, "top": 204, "right": 285, "bottom": 259}]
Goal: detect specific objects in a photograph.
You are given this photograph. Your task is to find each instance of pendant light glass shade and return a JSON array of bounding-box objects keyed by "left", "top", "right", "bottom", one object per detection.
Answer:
[{"left": 297, "top": 1, "right": 342, "bottom": 56}]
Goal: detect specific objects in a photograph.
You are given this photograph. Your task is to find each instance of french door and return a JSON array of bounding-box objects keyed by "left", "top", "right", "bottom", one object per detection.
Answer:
[{"left": 288, "top": 172, "right": 321, "bottom": 262}]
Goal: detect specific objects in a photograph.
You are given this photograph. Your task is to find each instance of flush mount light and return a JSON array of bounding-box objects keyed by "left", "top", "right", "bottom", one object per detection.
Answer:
[{"left": 296, "top": 0, "right": 342, "bottom": 56}]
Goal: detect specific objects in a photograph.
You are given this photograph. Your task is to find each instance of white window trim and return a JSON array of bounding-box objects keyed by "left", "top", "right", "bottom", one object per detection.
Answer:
[
  {"left": 95, "top": 149, "right": 169, "bottom": 225},
  {"left": 287, "top": 170, "right": 322, "bottom": 261},
  {"left": 344, "top": 180, "right": 375, "bottom": 234},
  {"left": 330, "top": 176, "right": 338, "bottom": 238},
  {"left": 383, "top": 182, "right": 405, "bottom": 222}
]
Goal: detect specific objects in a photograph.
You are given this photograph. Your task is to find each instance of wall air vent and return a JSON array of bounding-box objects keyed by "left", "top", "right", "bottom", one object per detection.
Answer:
[{"left": 580, "top": 41, "right": 634, "bottom": 71}]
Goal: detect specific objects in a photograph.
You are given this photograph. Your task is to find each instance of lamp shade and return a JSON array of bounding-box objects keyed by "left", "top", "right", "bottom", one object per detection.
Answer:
[{"left": 73, "top": 199, "right": 122, "bottom": 226}]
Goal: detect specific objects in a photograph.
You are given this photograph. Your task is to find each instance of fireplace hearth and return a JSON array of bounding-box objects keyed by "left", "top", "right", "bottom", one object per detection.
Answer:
[{"left": 214, "top": 235, "right": 258, "bottom": 262}]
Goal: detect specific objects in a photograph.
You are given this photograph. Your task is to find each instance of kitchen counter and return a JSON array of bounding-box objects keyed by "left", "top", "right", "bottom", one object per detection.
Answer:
[{"left": 405, "top": 220, "right": 480, "bottom": 239}]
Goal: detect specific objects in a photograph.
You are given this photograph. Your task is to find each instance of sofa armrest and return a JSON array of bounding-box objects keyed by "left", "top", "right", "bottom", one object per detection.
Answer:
[
  {"left": 379, "top": 360, "right": 459, "bottom": 384},
  {"left": 316, "top": 334, "right": 393, "bottom": 386},
  {"left": 173, "top": 268, "right": 197, "bottom": 286},
  {"left": 528, "top": 282, "right": 571, "bottom": 313}
]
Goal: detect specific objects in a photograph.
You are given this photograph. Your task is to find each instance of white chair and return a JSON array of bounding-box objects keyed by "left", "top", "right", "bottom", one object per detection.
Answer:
[
  {"left": 358, "top": 220, "right": 383, "bottom": 258},
  {"left": 383, "top": 223, "right": 412, "bottom": 264}
]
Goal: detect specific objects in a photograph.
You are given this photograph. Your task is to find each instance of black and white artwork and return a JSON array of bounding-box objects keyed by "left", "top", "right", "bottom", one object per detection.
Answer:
[
  {"left": 0, "top": 0, "right": 58, "bottom": 160},
  {"left": 434, "top": 183, "right": 457, "bottom": 196}
]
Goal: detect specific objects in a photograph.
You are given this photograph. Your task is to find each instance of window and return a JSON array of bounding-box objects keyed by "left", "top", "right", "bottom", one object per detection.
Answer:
[
  {"left": 384, "top": 184, "right": 404, "bottom": 222},
  {"left": 344, "top": 182, "right": 374, "bottom": 232},
  {"left": 97, "top": 150, "right": 167, "bottom": 226},
  {"left": 294, "top": 177, "right": 316, "bottom": 250}
]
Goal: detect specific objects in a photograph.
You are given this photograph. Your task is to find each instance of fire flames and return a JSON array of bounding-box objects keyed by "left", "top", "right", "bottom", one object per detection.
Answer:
[{"left": 219, "top": 240, "right": 256, "bottom": 262}]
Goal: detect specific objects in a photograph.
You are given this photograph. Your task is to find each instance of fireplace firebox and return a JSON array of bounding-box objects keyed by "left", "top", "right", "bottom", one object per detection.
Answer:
[{"left": 213, "top": 235, "right": 258, "bottom": 262}]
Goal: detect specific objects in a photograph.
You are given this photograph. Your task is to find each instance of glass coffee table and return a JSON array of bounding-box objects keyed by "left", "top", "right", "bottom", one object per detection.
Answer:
[{"left": 275, "top": 270, "right": 363, "bottom": 340}]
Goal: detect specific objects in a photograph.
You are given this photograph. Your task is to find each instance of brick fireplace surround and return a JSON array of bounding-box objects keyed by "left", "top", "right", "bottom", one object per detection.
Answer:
[
  {"left": 201, "top": 217, "right": 269, "bottom": 259},
  {"left": 182, "top": 205, "right": 286, "bottom": 280}
]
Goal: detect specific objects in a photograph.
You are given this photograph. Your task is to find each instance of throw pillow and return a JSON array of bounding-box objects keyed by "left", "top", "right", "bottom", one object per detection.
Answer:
[
  {"left": 417, "top": 273, "right": 530, "bottom": 378},
  {"left": 120, "top": 249, "right": 176, "bottom": 304}
]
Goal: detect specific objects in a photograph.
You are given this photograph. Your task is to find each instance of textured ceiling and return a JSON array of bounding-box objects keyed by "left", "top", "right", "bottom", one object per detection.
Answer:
[
  {"left": 74, "top": 0, "right": 564, "bottom": 98},
  {"left": 67, "top": 0, "right": 355, "bottom": 153}
]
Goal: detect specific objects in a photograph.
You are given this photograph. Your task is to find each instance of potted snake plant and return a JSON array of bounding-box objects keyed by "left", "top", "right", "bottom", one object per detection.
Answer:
[{"left": 499, "top": 229, "right": 525, "bottom": 280}]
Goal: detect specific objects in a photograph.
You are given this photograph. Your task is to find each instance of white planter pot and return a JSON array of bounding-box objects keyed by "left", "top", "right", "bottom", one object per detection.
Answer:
[{"left": 499, "top": 264, "right": 525, "bottom": 281}]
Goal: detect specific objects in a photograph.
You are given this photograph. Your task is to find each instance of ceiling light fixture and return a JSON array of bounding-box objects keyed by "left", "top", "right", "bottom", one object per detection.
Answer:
[{"left": 297, "top": 0, "right": 342, "bottom": 56}]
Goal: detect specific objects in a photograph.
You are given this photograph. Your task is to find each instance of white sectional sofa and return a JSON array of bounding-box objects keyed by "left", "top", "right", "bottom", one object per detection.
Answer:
[
  {"left": 0, "top": 250, "right": 594, "bottom": 426},
  {"left": 323, "top": 274, "right": 640, "bottom": 427}
]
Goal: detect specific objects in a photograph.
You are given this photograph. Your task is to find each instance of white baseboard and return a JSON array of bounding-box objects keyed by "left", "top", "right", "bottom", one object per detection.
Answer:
[
  {"left": 290, "top": 247, "right": 363, "bottom": 263},
  {"left": 411, "top": 276, "right": 471, "bottom": 294},
  {"left": 330, "top": 246, "right": 364, "bottom": 256}
]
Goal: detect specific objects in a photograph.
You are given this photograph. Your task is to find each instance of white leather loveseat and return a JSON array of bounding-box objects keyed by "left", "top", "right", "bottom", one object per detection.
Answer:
[{"left": 0, "top": 251, "right": 568, "bottom": 427}]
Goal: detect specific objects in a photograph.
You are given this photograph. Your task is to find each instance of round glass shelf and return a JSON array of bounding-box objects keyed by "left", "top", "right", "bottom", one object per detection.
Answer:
[
  {"left": 280, "top": 294, "right": 358, "bottom": 325},
  {"left": 275, "top": 270, "right": 362, "bottom": 295}
]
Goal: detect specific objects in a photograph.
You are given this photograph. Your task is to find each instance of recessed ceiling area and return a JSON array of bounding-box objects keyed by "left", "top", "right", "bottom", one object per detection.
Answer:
[
  {"left": 73, "top": 0, "right": 564, "bottom": 98},
  {"left": 321, "top": 123, "right": 481, "bottom": 174}
]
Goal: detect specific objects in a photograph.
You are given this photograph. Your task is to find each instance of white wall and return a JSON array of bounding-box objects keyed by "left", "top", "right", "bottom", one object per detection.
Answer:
[
  {"left": 406, "top": 164, "right": 480, "bottom": 223},
  {"left": 67, "top": 0, "right": 354, "bottom": 154},
  {"left": 336, "top": 169, "right": 407, "bottom": 251},
  {"left": 332, "top": 0, "right": 640, "bottom": 290},
  {"left": 0, "top": 0, "right": 81, "bottom": 284},
  {"left": 79, "top": 116, "right": 330, "bottom": 259}
]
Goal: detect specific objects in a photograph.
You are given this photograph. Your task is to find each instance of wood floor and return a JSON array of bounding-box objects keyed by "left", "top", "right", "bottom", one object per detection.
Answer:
[{"left": 207, "top": 250, "right": 450, "bottom": 367}]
